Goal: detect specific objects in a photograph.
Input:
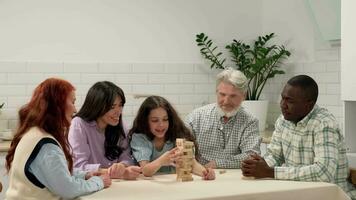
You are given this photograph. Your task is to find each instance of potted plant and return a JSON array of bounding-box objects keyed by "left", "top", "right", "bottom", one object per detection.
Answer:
[{"left": 195, "top": 33, "right": 291, "bottom": 131}]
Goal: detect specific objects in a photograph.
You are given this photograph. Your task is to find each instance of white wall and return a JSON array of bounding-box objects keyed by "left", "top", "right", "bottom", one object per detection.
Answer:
[
  {"left": 0, "top": 0, "right": 343, "bottom": 129},
  {"left": 0, "top": 0, "right": 261, "bottom": 62},
  {"left": 259, "top": 0, "right": 342, "bottom": 128},
  {"left": 0, "top": 0, "right": 261, "bottom": 129}
]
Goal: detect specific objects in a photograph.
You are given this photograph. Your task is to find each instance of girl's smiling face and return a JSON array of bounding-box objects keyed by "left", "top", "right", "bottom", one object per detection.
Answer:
[{"left": 148, "top": 107, "right": 169, "bottom": 139}]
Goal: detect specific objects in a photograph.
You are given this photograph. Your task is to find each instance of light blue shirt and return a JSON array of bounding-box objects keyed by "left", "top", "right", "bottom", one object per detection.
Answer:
[
  {"left": 28, "top": 143, "right": 104, "bottom": 199},
  {"left": 130, "top": 133, "right": 175, "bottom": 173}
]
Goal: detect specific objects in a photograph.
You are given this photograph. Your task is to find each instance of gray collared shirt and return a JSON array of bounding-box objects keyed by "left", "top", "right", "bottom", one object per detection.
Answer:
[{"left": 185, "top": 103, "right": 261, "bottom": 168}]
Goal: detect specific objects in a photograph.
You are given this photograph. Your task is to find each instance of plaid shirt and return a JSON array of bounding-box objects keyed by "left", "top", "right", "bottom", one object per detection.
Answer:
[
  {"left": 185, "top": 103, "right": 261, "bottom": 168},
  {"left": 265, "top": 105, "right": 356, "bottom": 199}
]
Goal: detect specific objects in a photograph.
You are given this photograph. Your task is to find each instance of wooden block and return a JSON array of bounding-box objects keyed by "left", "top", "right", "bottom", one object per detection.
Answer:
[
  {"left": 182, "top": 150, "right": 194, "bottom": 158},
  {"left": 181, "top": 176, "right": 194, "bottom": 182},
  {"left": 183, "top": 141, "right": 194, "bottom": 148},
  {"left": 176, "top": 138, "right": 185, "bottom": 149},
  {"left": 179, "top": 168, "right": 192, "bottom": 172},
  {"left": 219, "top": 170, "right": 226, "bottom": 174},
  {"left": 176, "top": 138, "right": 195, "bottom": 182}
]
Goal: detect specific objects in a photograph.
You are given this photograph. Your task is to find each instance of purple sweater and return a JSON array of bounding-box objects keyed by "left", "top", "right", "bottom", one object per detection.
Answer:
[{"left": 68, "top": 117, "right": 134, "bottom": 172}]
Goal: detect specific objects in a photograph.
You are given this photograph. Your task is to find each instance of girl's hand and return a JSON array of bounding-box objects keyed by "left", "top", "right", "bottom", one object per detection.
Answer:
[
  {"left": 122, "top": 166, "right": 142, "bottom": 180},
  {"left": 108, "top": 163, "right": 126, "bottom": 179},
  {"left": 159, "top": 147, "right": 179, "bottom": 166},
  {"left": 100, "top": 173, "right": 112, "bottom": 188},
  {"left": 202, "top": 168, "right": 215, "bottom": 180}
]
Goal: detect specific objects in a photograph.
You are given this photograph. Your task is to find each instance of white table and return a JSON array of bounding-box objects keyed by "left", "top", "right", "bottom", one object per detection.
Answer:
[{"left": 77, "top": 169, "right": 350, "bottom": 200}]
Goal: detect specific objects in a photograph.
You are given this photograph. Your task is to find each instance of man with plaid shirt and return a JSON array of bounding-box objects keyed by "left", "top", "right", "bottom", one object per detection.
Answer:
[
  {"left": 186, "top": 68, "right": 261, "bottom": 169},
  {"left": 242, "top": 75, "right": 356, "bottom": 199}
]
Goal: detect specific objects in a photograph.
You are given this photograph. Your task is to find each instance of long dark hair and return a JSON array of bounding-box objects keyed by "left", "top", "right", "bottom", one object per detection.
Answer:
[
  {"left": 76, "top": 81, "right": 126, "bottom": 161},
  {"left": 6, "top": 78, "right": 74, "bottom": 172},
  {"left": 129, "top": 96, "right": 199, "bottom": 157}
]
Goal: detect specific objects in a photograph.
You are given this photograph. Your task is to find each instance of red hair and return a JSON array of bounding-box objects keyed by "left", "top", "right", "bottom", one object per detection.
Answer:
[{"left": 6, "top": 78, "right": 75, "bottom": 172}]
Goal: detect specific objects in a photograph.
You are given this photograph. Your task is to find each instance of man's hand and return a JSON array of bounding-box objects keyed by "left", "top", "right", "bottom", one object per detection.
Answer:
[
  {"left": 241, "top": 154, "right": 274, "bottom": 178},
  {"left": 202, "top": 168, "right": 216, "bottom": 180},
  {"left": 204, "top": 160, "right": 217, "bottom": 169}
]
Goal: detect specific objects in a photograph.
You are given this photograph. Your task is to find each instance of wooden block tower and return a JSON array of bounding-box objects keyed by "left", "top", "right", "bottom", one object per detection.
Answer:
[{"left": 176, "top": 138, "right": 194, "bottom": 181}]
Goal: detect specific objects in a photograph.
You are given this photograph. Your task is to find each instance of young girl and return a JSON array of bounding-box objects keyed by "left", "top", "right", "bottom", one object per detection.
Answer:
[
  {"left": 5, "top": 78, "right": 110, "bottom": 200},
  {"left": 130, "top": 96, "right": 215, "bottom": 180},
  {"left": 68, "top": 81, "right": 141, "bottom": 180}
]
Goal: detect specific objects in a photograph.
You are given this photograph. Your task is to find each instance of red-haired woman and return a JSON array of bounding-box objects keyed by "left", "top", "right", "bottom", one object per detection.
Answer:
[{"left": 5, "top": 78, "right": 111, "bottom": 200}]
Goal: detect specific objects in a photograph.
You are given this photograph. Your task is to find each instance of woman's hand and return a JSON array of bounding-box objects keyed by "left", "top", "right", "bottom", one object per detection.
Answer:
[
  {"left": 85, "top": 170, "right": 112, "bottom": 188},
  {"left": 202, "top": 168, "right": 215, "bottom": 180},
  {"left": 108, "top": 163, "right": 126, "bottom": 179},
  {"left": 122, "top": 166, "right": 142, "bottom": 180},
  {"left": 84, "top": 171, "right": 102, "bottom": 180},
  {"left": 99, "top": 173, "right": 112, "bottom": 188}
]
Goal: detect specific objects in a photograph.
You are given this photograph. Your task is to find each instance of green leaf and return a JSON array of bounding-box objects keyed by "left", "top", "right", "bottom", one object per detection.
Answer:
[{"left": 195, "top": 32, "right": 290, "bottom": 100}]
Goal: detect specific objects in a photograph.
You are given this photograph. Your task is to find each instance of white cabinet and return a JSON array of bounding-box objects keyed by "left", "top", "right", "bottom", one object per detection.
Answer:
[
  {"left": 341, "top": 1, "right": 356, "bottom": 160},
  {"left": 344, "top": 103, "right": 356, "bottom": 153},
  {"left": 341, "top": 1, "right": 356, "bottom": 101}
]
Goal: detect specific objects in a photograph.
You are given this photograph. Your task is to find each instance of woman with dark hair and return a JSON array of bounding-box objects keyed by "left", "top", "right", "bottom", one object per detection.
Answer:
[
  {"left": 130, "top": 95, "right": 215, "bottom": 180},
  {"left": 5, "top": 78, "right": 110, "bottom": 200},
  {"left": 69, "top": 81, "right": 141, "bottom": 180}
]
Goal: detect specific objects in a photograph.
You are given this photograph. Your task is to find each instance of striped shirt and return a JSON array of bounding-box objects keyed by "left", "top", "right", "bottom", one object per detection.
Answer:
[
  {"left": 265, "top": 105, "right": 356, "bottom": 199},
  {"left": 185, "top": 103, "right": 261, "bottom": 168}
]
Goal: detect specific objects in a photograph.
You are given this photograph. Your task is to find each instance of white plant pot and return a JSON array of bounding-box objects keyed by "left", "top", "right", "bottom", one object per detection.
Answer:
[{"left": 242, "top": 100, "right": 269, "bottom": 131}]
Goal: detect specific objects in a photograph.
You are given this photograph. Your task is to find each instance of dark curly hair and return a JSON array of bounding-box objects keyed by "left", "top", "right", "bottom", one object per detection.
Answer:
[{"left": 129, "top": 95, "right": 199, "bottom": 157}]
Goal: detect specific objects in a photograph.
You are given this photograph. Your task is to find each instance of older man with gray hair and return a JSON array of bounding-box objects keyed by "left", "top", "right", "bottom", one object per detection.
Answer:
[{"left": 186, "top": 68, "right": 261, "bottom": 169}]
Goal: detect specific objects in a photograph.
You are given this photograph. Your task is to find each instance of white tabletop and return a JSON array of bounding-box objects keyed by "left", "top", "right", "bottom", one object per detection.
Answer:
[{"left": 77, "top": 169, "right": 350, "bottom": 200}]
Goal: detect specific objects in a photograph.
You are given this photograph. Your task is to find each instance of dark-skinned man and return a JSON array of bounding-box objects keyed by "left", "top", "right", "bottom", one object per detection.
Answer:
[{"left": 241, "top": 75, "right": 356, "bottom": 199}]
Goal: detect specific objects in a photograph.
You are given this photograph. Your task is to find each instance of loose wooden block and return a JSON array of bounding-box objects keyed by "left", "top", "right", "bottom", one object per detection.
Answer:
[{"left": 219, "top": 170, "right": 227, "bottom": 174}]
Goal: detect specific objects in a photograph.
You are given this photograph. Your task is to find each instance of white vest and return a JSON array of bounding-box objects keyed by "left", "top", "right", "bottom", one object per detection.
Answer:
[{"left": 6, "top": 127, "right": 62, "bottom": 200}]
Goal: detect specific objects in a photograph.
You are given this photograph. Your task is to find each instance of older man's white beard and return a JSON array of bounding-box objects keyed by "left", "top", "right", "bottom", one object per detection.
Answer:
[{"left": 217, "top": 105, "right": 240, "bottom": 118}]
